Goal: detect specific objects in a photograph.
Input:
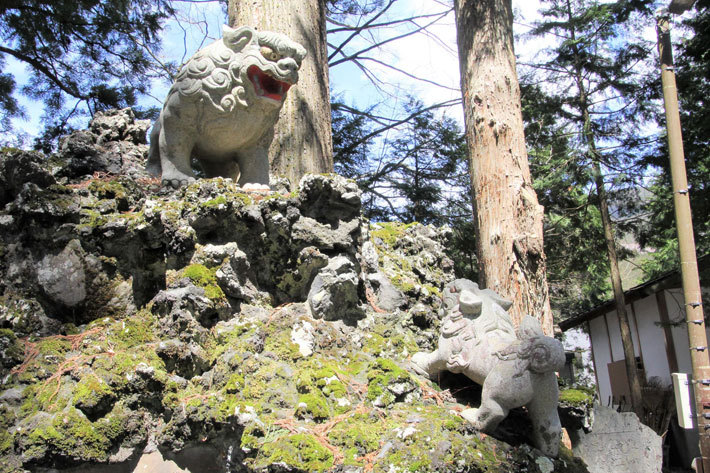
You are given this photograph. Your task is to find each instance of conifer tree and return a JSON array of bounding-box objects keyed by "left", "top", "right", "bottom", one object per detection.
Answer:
[
  {"left": 525, "top": 0, "right": 654, "bottom": 417},
  {"left": 637, "top": 0, "right": 710, "bottom": 276},
  {"left": 454, "top": 0, "right": 553, "bottom": 333},
  {"left": 0, "top": 0, "right": 174, "bottom": 146}
]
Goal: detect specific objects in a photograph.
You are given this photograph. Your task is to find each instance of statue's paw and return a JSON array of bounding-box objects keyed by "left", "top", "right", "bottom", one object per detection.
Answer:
[
  {"left": 410, "top": 353, "right": 431, "bottom": 376},
  {"left": 161, "top": 177, "right": 195, "bottom": 189},
  {"left": 460, "top": 408, "right": 482, "bottom": 429},
  {"left": 241, "top": 183, "right": 271, "bottom": 192}
]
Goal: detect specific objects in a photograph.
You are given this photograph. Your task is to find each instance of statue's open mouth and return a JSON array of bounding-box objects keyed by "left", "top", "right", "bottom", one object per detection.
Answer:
[{"left": 247, "top": 66, "right": 292, "bottom": 102}]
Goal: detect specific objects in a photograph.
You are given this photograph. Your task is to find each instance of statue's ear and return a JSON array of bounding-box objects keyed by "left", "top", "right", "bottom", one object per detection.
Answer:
[
  {"left": 222, "top": 25, "right": 257, "bottom": 52},
  {"left": 482, "top": 288, "right": 513, "bottom": 312}
]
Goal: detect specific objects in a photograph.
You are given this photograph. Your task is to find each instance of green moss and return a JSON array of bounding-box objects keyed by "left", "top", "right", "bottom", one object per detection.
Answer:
[
  {"left": 211, "top": 322, "right": 261, "bottom": 361},
  {"left": 370, "top": 222, "right": 417, "bottom": 248},
  {"left": 21, "top": 385, "right": 57, "bottom": 416},
  {"left": 559, "top": 388, "right": 594, "bottom": 406},
  {"left": 225, "top": 373, "right": 245, "bottom": 393},
  {"left": 327, "top": 413, "right": 384, "bottom": 464},
  {"left": 182, "top": 264, "right": 226, "bottom": 300},
  {"left": 61, "top": 323, "right": 80, "bottom": 335},
  {"left": 89, "top": 180, "right": 125, "bottom": 198},
  {"left": 363, "top": 333, "right": 387, "bottom": 355},
  {"left": 423, "top": 283, "right": 442, "bottom": 298},
  {"left": 294, "top": 363, "right": 350, "bottom": 417},
  {"left": 296, "top": 391, "right": 331, "bottom": 421},
  {"left": 202, "top": 195, "right": 227, "bottom": 208},
  {"left": 366, "top": 358, "right": 413, "bottom": 406},
  {"left": 262, "top": 329, "right": 302, "bottom": 361},
  {"left": 259, "top": 433, "right": 334, "bottom": 472},
  {"left": 0, "top": 328, "right": 23, "bottom": 361},
  {"left": 443, "top": 414, "right": 465, "bottom": 431},
  {"left": 109, "top": 311, "right": 158, "bottom": 348},
  {"left": 93, "top": 403, "right": 130, "bottom": 442},
  {"left": 72, "top": 375, "right": 115, "bottom": 412},
  {"left": 36, "top": 337, "right": 71, "bottom": 357},
  {"left": 24, "top": 408, "right": 112, "bottom": 462},
  {"left": 87, "top": 179, "right": 128, "bottom": 201},
  {"left": 239, "top": 359, "right": 294, "bottom": 411},
  {"left": 0, "top": 404, "right": 15, "bottom": 455},
  {"left": 240, "top": 421, "right": 265, "bottom": 452}
]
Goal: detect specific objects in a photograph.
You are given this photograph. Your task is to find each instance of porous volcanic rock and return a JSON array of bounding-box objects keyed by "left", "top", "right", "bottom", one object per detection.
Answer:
[{"left": 0, "top": 110, "right": 591, "bottom": 473}]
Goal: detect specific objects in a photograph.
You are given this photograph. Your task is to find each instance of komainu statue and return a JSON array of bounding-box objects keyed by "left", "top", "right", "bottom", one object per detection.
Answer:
[
  {"left": 147, "top": 26, "right": 307, "bottom": 188},
  {"left": 411, "top": 279, "right": 565, "bottom": 457}
]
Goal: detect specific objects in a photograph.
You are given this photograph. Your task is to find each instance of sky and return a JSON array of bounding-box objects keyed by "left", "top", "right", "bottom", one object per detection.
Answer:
[
  {"left": 2, "top": 0, "right": 547, "bottom": 144},
  {"left": 1, "top": 0, "right": 685, "bottom": 144}
]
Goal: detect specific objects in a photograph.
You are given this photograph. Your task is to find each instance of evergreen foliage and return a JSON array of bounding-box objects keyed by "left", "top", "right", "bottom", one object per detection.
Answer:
[
  {"left": 521, "top": 80, "right": 610, "bottom": 317},
  {"left": 0, "top": 0, "right": 175, "bottom": 147},
  {"left": 521, "top": 0, "right": 655, "bottom": 319},
  {"left": 636, "top": 0, "right": 710, "bottom": 277},
  {"left": 332, "top": 97, "right": 476, "bottom": 279}
]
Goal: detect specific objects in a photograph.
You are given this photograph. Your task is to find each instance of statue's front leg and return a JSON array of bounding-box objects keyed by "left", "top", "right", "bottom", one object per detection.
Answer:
[
  {"left": 411, "top": 350, "right": 446, "bottom": 377},
  {"left": 158, "top": 108, "right": 198, "bottom": 188},
  {"left": 236, "top": 146, "right": 270, "bottom": 190}
]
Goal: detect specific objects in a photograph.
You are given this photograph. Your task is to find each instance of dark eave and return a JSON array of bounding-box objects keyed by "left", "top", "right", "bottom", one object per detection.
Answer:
[{"left": 559, "top": 254, "right": 710, "bottom": 331}]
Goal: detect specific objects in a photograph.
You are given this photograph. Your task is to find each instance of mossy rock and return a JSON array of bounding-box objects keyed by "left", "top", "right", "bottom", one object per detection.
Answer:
[
  {"left": 559, "top": 388, "right": 594, "bottom": 406},
  {"left": 72, "top": 376, "right": 116, "bottom": 419},
  {"left": 182, "top": 264, "right": 226, "bottom": 300},
  {"left": 256, "top": 433, "right": 334, "bottom": 472},
  {"left": 366, "top": 358, "right": 419, "bottom": 407}
]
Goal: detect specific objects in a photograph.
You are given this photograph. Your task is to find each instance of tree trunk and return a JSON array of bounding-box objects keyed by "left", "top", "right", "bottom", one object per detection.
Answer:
[
  {"left": 563, "top": 0, "right": 644, "bottom": 418},
  {"left": 228, "top": 0, "right": 333, "bottom": 186},
  {"left": 453, "top": 0, "right": 553, "bottom": 333},
  {"left": 592, "top": 159, "right": 645, "bottom": 418}
]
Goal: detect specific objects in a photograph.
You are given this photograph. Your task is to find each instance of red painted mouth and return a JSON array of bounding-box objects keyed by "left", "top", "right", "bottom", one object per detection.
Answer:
[{"left": 247, "top": 65, "right": 292, "bottom": 102}]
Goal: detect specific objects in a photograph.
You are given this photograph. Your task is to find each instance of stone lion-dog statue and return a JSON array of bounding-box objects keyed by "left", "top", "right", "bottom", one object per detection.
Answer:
[
  {"left": 411, "top": 279, "right": 565, "bottom": 457},
  {"left": 147, "top": 25, "right": 307, "bottom": 189}
]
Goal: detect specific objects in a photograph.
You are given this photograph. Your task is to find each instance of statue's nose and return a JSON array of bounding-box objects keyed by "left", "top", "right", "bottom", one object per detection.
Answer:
[{"left": 278, "top": 57, "right": 299, "bottom": 73}]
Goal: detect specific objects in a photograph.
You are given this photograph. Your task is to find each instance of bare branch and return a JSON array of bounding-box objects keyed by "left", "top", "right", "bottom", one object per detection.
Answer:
[{"left": 329, "top": 12, "right": 449, "bottom": 67}]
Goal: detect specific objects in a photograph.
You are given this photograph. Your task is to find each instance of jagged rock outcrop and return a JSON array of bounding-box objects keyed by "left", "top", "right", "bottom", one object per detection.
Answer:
[{"left": 0, "top": 109, "right": 590, "bottom": 473}]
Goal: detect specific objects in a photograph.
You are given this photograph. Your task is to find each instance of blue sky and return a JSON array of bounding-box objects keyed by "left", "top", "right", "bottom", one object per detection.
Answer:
[
  {"left": 2, "top": 0, "right": 552, "bottom": 144},
  {"left": 3, "top": 0, "right": 677, "bottom": 145}
]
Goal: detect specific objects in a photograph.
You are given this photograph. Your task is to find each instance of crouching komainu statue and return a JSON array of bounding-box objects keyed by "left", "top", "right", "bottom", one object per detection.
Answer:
[
  {"left": 411, "top": 279, "right": 565, "bottom": 457},
  {"left": 147, "top": 26, "right": 307, "bottom": 189}
]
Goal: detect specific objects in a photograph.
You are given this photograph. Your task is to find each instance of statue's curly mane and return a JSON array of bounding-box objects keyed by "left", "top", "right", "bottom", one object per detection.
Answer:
[{"left": 170, "top": 43, "right": 248, "bottom": 113}]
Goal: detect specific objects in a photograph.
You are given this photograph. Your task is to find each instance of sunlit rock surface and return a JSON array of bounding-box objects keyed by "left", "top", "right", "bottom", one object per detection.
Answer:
[{"left": 0, "top": 110, "right": 591, "bottom": 473}]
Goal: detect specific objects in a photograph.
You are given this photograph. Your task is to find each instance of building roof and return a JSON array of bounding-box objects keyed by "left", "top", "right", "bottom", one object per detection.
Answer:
[{"left": 559, "top": 254, "right": 710, "bottom": 331}]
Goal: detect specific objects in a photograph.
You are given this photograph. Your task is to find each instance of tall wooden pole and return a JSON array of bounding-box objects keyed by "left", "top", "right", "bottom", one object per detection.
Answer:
[{"left": 656, "top": 10, "right": 710, "bottom": 472}]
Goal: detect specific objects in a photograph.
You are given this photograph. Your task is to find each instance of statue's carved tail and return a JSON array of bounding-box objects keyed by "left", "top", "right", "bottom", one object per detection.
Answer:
[{"left": 502, "top": 315, "right": 566, "bottom": 374}]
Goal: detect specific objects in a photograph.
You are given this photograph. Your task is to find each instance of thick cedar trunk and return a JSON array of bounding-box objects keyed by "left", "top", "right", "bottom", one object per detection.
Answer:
[
  {"left": 228, "top": 0, "right": 333, "bottom": 186},
  {"left": 453, "top": 0, "right": 553, "bottom": 333}
]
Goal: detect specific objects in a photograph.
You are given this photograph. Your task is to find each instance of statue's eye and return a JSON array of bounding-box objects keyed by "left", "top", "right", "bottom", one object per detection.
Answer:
[{"left": 260, "top": 46, "right": 281, "bottom": 62}]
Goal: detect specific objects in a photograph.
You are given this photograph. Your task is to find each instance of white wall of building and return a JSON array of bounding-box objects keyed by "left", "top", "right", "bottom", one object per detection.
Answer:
[
  {"left": 633, "top": 294, "right": 672, "bottom": 385},
  {"left": 586, "top": 289, "right": 708, "bottom": 404},
  {"left": 589, "top": 315, "right": 614, "bottom": 405}
]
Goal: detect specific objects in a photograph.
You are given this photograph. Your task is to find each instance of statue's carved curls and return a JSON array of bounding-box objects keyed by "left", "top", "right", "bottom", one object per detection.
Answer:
[
  {"left": 147, "top": 26, "right": 307, "bottom": 189},
  {"left": 412, "top": 279, "right": 565, "bottom": 457}
]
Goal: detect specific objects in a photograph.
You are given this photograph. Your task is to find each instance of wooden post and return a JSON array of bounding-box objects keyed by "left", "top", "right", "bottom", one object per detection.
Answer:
[{"left": 656, "top": 9, "right": 710, "bottom": 471}]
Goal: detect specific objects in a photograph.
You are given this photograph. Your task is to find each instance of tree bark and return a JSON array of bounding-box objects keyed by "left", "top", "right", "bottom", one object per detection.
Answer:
[
  {"left": 592, "top": 159, "right": 645, "bottom": 418},
  {"left": 228, "top": 0, "right": 333, "bottom": 186},
  {"left": 453, "top": 0, "right": 553, "bottom": 333}
]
